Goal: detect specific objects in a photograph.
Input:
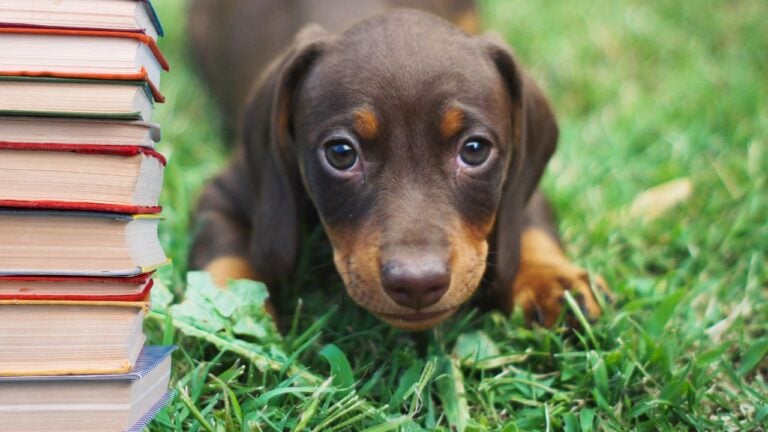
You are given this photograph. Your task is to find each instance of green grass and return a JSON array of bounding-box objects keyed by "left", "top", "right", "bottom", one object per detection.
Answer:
[{"left": 147, "top": 0, "right": 767, "bottom": 430}]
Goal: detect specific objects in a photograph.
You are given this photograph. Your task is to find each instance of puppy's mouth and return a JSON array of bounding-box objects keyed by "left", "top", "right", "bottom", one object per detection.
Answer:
[{"left": 375, "top": 307, "right": 458, "bottom": 331}]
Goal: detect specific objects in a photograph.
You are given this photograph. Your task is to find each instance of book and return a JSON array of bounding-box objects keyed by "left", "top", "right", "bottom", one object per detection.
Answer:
[
  {"left": 0, "top": 76, "right": 154, "bottom": 121},
  {"left": 0, "top": 273, "right": 153, "bottom": 301},
  {"left": 0, "top": 143, "right": 165, "bottom": 213},
  {"left": 0, "top": 116, "right": 160, "bottom": 148},
  {"left": 0, "top": 210, "right": 169, "bottom": 277},
  {"left": 0, "top": 0, "right": 164, "bottom": 40},
  {"left": 0, "top": 27, "right": 169, "bottom": 101},
  {"left": 0, "top": 345, "right": 175, "bottom": 431},
  {"left": 0, "top": 297, "right": 150, "bottom": 376}
]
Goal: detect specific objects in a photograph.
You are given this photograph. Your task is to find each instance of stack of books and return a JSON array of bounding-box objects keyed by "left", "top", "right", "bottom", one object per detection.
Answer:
[{"left": 0, "top": 1, "right": 175, "bottom": 430}]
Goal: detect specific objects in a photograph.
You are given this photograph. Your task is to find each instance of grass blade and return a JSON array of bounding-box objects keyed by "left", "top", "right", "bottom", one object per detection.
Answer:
[
  {"left": 435, "top": 355, "right": 469, "bottom": 432},
  {"left": 319, "top": 344, "right": 355, "bottom": 395},
  {"left": 646, "top": 290, "right": 685, "bottom": 337},
  {"left": 292, "top": 378, "right": 333, "bottom": 432},
  {"left": 737, "top": 338, "right": 768, "bottom": 377},
  {"left": 360, "top": 416, "right": 414, "bottom": 432}
]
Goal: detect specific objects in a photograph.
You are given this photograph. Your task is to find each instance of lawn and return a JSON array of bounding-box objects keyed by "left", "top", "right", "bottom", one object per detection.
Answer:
[{"left": 146, "top": 0, "right": 767, "bottom": 430}]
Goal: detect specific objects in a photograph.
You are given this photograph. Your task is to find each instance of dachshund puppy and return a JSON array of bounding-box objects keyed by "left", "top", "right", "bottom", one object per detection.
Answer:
[{"left": 189, "top": 1, "right": 606, "bottom": 330}]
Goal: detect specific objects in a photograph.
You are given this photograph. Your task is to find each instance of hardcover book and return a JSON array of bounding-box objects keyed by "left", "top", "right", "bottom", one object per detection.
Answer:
[
  {"left": 0, "top": 27, "right": 169, "bottom": 101},
  {"left": 0, "top": 76, "right": 154, "bottom": 121},
  {"left": 0, "top": 273, "right": 153, "bottom": 301},
  {"left": 0, "top": 116, "right": 160, "bottom": 148},
  {"left": 0, "top": 297, "right": 150, "bottom": 376},
  {"left": 0, "top": 210, "right": 169, "bottom": 276},
  {"left": 0, "top": 345, "right": 175, "bottom": 431},
  {"left": 0, "top": 0, "right": 164, "bottom": 40},
  {"left": 0, "top": 143, "right": 165, "bottom": 213}
]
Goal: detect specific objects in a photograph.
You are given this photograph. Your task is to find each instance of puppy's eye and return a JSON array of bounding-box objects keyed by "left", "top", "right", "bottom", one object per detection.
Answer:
[
  {"left": 324, "top": 140, "right": 358, "bottom": 170},
  {"left": 459, "top": 138, "right": 492, "bottom": 167}
]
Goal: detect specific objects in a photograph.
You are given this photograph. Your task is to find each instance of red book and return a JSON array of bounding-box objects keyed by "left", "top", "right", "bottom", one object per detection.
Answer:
[
  {"left": 0, "top": 273, "right": 153, "bottom": 302},
  {"left": 0, "top": 142, "right": 165, "bottom": 214},
  {"left": 0, "top": 116, "right": 160, "bottom": 148},
  {"left": 0, "top": 27, "right": 169, "bottom": 101}
]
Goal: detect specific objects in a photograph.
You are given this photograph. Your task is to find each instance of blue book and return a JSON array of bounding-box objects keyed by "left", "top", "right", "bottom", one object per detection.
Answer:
[{"left": 0, "top": 345, "right": 175, "bottom": 432}]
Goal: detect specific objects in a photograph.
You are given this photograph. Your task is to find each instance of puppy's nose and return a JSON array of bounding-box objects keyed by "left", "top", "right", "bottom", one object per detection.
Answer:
[{"left": 381, "top": 257, "right": 450, "bottom": 309}]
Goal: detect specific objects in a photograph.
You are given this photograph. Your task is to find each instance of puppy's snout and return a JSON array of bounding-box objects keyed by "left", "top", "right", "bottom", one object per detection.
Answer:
[{"left": 381, "top": 256, "right": 450, "bottom": 309}]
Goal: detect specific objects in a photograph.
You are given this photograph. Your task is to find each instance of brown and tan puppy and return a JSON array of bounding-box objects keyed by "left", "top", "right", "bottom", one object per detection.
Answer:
[{"left": 189, "top": 0, "right": 607, "bottom": 330}]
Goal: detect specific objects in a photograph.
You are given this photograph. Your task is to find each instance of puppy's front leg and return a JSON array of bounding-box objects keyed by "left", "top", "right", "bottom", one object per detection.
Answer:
[
  {"left": 191, "top": 153, "right": 259, "bottom": 287},
  {"left": 508, "top": 192, "right": 609, "bottom": 326}
]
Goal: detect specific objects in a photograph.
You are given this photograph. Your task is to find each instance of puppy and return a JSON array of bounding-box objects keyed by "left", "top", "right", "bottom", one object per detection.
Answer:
[{"left": 188, "top": 0, "right": 606, "bottom": 330}]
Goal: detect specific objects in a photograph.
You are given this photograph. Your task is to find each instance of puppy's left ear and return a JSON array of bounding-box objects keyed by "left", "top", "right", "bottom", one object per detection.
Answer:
[
  {"left": 240, "top": 25, "right": 333, "bottom": 281},
  {"left": 479, "top": 33, "right": 559, "bottom": 285},
  {"left": 481, "top": 32, "right": 558, "bottom": 200}
]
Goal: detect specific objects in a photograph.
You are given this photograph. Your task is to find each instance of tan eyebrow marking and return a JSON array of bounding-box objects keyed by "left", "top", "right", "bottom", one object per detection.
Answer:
[
  {"left": 440, "top": 106, "right": 465, "bottom": 139},
  {"left": 353, "top": 108, "right": 379, "bottom": 140},
  {"left": 455, "top": 10, "right": 480, "bottom": 35}
]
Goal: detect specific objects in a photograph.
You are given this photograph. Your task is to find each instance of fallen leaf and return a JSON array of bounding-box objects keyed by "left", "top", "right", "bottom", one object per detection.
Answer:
[{"left": 629, "top": 177, "right": 693, "bottom": 222}]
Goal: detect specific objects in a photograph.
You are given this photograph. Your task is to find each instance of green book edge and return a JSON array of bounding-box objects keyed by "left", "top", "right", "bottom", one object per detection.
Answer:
[{"left": 0, "top": 110, "right": 143, "bottom": 121}]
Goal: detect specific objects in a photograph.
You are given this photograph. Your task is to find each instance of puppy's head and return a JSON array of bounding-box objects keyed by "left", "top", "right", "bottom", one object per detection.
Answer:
[{"left": 245, "top": 11, "right": 556, "bottom": 330}]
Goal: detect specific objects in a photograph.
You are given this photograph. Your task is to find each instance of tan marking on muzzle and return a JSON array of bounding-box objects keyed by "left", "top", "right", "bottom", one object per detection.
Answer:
[{"left": 326, "top": 215, "right": 491, "bottom": 331}]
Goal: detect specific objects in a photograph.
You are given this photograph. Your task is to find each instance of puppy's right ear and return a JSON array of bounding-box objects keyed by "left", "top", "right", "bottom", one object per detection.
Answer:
[{"left": 240, "top": 25, "right": 332, "bottom": 282}]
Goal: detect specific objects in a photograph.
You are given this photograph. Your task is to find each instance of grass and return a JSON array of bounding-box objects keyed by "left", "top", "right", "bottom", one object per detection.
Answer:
[{"left": 147, "top": 0, "right": 767, "bottom": 430}]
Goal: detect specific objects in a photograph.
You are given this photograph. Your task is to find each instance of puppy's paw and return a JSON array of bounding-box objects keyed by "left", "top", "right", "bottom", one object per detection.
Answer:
[{"left": 512, "top": 262, "right": 610, "bottom": 327}]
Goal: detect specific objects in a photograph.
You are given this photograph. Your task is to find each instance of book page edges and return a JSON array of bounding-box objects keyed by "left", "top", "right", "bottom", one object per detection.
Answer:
[
  {"left": 0, "top": 143, "right": 167, "bottom": 165},
  {"left": 0, "top": 295, "right": 150, "bottom": 310},
  {"left": 0, "top": 109, "right": 143, "bottom": 120},
  {"left": 0, "top": 278, "right": 153, "bottom": 302},
  {"left": 141, "top": 258, "right": 171, "bottom": 273},
  {"left": 141, "top": 0, "right": 165, "bottom": 37},
  {"left": 0, "top": 27, "right": 168, "bottom": 70},
  {"left": 0, "top": 361, "right": 134, "bottom": 377},
  {"left": 126, "top": 390, "right": 175, "bottom": 432},
  {"left": 0, "top": 69, "right": 165, "bottom": 102}
]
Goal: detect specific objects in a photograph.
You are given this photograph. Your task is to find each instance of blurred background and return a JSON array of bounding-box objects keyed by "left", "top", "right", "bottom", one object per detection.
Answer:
[{"left": 148, "top": 0, "right": 767, "bottom": 430}]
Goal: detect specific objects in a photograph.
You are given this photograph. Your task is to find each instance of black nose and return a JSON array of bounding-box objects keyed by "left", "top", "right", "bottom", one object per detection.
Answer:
[{"left": 381, "top": 257, "right": 451, "bottom": 309}]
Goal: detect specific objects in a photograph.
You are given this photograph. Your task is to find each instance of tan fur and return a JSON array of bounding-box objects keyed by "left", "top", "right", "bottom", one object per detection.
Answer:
[
  {"left": 354, "top": 108, "right": 379, "bottom": 140},
  {"left": 440, "top": 107, "right": 464, "bottom": 139},
  {"left": 455, "top": 10, "right": 480, "bottom": 35},
  {"left": 204, "top": 256, "right": 258, "bottom": 287},
  {"left": 327, "top": 216, "right": 490, "bottom": 331},
  {"left": 204, "top": 256, "right": 277, "bottom": 319},
  {"left": 510, "top": 229, "right": 605, "bottom": 326}
]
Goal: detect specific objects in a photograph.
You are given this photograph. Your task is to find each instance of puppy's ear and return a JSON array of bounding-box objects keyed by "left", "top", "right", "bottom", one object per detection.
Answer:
[
  {"left": 480, "top": 33, "right": 559, "bottom": 285},
  {"left": 240, "top": 25, "right": 332, "bottom": 282}
]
